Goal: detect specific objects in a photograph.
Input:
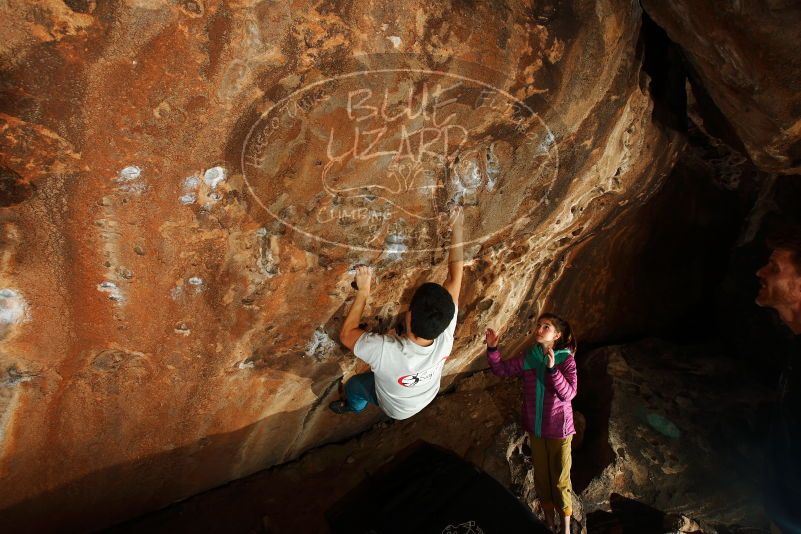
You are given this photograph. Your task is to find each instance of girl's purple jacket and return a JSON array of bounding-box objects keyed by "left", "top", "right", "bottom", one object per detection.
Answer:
[{"left": 487, "top": 347, "right": 578, "bottom": 439}]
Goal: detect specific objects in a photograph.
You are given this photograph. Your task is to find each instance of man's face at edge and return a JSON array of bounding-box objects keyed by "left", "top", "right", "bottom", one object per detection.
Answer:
[{"left": 756, "top": 248, "right": 801, "bottom": 310}]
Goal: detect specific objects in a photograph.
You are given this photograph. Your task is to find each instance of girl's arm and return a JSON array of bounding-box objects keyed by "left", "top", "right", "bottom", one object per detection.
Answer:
[
  {"left": 487, "top": 348, "right": 525, "bottom": 377},
  {"left": 548, "top": 355, "right": 577, "bottom": 401}
]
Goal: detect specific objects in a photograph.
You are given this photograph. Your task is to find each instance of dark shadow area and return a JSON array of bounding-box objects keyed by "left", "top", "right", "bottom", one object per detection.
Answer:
[
  {"left": 586, "top": 493, "right": 665, "bottom": 534},
  {"left": 0, "top": 166, "right": 35, "bottom": 207},
  {"left": 638, "top": 13, "right": 687, "bottom": 133},
  {"left": 549, "top": 138, "right": 750, "bottom": 348},
  {"left": 587, "top": 493, "right": 766, "bottom": 534},
  {"left": 684, "top": 67, "right": 749, "bottom": 157},
  {"left": 571, "top": 350, "right": 614, "bottom": 494},
  {"left": 717, "top": 177, "right": 801, "bottom": 368},
  {"left": 327, "top": 440, "right": 550, "bottom": 534},
  {"left": 0, "top": 410, "right": 299, "bottom": 533},
  {"left": 0, "top": 356, "right": 373, "bottom": 533}
]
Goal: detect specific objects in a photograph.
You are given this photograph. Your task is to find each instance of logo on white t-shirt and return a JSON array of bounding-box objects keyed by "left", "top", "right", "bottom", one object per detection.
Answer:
[{"left": 397, "top": 362, "right": 442, "bottom": 387}]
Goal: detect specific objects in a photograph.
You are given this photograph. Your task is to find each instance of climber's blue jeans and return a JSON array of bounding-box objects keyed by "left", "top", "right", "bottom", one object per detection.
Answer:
[{"left": 344, "top": 372, "right": 379, "bottom": 413}]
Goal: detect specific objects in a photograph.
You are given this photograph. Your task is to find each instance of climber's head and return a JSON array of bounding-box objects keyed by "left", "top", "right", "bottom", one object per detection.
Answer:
[{"left": 405, "top": 283, "right": 455, "bottom": 341}]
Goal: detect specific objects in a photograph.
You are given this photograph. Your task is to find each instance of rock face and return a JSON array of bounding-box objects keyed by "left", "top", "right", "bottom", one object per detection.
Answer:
[
  {"left": 1, "top": 0, "right": 683, "bottom": 530},
  {"left": 641, "top": 0, "right": 801, "bottom": 174},
  {"left": 577, "top": 340, "right": 770, "bottom": 530}
]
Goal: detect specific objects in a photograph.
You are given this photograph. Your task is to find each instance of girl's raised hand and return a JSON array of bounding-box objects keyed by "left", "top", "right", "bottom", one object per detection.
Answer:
[
  {"left": 485, "top": 328, "right": 500, "bottom": 348},
  {"left": 545, "top": 347, "right": 555, "bottom": 368}
]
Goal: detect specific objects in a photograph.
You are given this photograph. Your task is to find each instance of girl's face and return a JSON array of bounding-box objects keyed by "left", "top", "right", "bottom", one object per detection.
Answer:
[{"left": 535, "top": 318, "right": 562, "bottom": 345}]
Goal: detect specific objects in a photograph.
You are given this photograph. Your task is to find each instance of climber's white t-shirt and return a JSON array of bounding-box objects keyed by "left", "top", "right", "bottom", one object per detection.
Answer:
[{"left": 353, "top": 306, "right": 458, "bottom": 420}]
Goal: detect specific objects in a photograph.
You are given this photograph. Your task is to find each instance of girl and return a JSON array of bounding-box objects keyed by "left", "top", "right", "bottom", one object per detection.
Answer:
[{"left": 485, "top": 313, "right": 578, "bottom": 534}]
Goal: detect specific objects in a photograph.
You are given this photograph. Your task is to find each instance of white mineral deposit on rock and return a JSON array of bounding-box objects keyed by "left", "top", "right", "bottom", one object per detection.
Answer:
[
  {"left": 117, "top": 165, "right": 141, "bottom": 181},
  {"left": 203, "top": 166, "right": 226, "bottom": 189},
  {"left": 305, "top": 327, "right": 337, "bottom": 359},
  {"left": 0, "top": 288, "right": 27, "bottom": 325},
  {"left": 115, "top": 165, "right": 146, "bottom": 194},
  {"left": 383, "top": 233, "right": 408, "bottom": 261},
  {"left": 97, "top": 281, "right": 124, "bottom": 302}
]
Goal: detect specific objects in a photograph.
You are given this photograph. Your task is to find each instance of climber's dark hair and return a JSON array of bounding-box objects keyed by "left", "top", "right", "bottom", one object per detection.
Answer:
[
  {"left": 409, "top": 283, "right": 455, "bottom": 340},
  {"left": 539, "top": 312, "right": 577, "bottom": 354}
]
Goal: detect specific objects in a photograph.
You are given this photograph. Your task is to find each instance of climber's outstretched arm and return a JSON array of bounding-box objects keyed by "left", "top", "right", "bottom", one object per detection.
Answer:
[
  {"left": 339, "top": 266, "right": 371, "bottom": 351},
  {"left": 443, "top": 206, "right": 464, "bottom": 306}
]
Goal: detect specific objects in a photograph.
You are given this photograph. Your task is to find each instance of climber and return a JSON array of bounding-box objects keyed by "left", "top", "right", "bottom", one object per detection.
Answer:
[
  {"left": 329, "top": 207, "right": 464, "bottom": 420},
  {"left": 755, "top": 228, "right": 801, "bottom": 534},
  {"left": 484, "top": 314, "right": 578, "bottom": 534}
]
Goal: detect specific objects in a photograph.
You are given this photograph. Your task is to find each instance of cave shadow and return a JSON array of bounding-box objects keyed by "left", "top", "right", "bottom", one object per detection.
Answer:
[
  {"left": 586, "top": 493, "right": 666, "bottom": 534},
  {"left": 0, "top": 352, "right": 383, "bottom": 534},
  {"left": 0, "top": 405, "right": 318, "bottom": 533},
  {"left": 571, "top": 350, "right": 615, "bottom": 494}
]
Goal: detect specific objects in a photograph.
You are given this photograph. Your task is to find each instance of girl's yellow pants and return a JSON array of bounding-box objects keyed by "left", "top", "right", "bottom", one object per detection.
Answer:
[{"left": 529, "top": 434, "right": 573, "bottom": 517}]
